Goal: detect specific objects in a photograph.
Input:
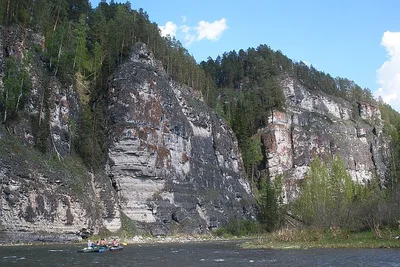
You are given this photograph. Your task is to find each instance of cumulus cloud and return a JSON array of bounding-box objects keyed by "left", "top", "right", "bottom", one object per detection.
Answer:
[
  {"left": 159, "top": 17, "right": 228, "bottom": 46},
  {"left": 196, "top": 18, "right": 228, "bottom": 41},
  {"left": 159, "top": 21, "right": 177, "bottom": 37},
  {"left": 376, "top": 31, "right": 400, "bottom": 112}
]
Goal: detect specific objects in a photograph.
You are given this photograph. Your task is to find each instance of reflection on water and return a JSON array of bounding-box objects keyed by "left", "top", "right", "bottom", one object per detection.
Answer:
[{"left": 1, "top": 240, "right": 400, "bottom": 266}]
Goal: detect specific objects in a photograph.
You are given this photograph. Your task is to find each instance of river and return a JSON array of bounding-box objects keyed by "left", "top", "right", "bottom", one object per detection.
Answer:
[{"left": 1, "top": 240, "right": 400, "bottom": 266}]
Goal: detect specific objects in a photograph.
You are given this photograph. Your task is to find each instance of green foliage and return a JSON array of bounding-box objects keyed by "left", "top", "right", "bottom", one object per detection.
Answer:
[
  {"left": 73, "top": 13, "right": 89, "bottom": 74},
  {"left": 257, "top": 175, "right": 285, "bottom": 231},
  {"left": 243, "top": 138, "right": 263, "bottom": 175},
  {"left": 1, "top": 0, "right": 30, "bottom": 25},
  {"left": 74, "top": 104, "right": 107, "bottom": 169},
  {"left": 30, "top": 76, "right": 51, "bottom": 154},
  {"left": 244, "top": 229, "right": 400, "bottom": 249},
  {"left": 213, "top": 219, "right": 260, "bottom": 237},
  {"left": 1, "top": 55, "right": 31, "bottom": 123},
  {"left": 377, "top": 100, "right": 400, "bottom": 226},
  {"left": 293, "top": 156, "right": 356, "bottom": 228},
  {"left": 291, "top": 155, "right": 400, "bottom": 232},
  {"left": 120, "top": 212, "right": 137, "bottom": 235}
]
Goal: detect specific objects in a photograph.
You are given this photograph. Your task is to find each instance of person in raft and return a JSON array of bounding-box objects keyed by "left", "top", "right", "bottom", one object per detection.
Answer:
[
  {"left": 87, "top": 239, "right": 93, "bottom": 248},
  {"left": 111, "top": 239, "right": 119, "bottom": 247}
]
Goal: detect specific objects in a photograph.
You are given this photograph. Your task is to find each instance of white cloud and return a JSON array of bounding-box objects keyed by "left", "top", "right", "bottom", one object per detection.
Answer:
[
  {"left": 376, "top": 31, "right": 400, "bottom": 112},
  {"left": 159, "top": 17, "right": 228, "bottom": 46},
  {"left": 196, "top": 18, "right": 228, "bottom": 41},
  {"left": 159, "top": 21, "right": 177, "bottom": 37}
]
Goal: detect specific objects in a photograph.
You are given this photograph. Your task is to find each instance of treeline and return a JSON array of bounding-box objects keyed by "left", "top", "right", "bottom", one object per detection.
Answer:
[
  {"left": 292, "top": 156, "right": 400, "bottom": 234},
  {"left": 253, "top": 154, "right": 400, "bottom": 234},
  {"left": 201, "top": 45, "right": 376, "bottom": 103},
  {"left": 0, "top": 0, "right": 215, "bottom": 168},
  {"left": 0, "top": 0, "right": 210, "bottom": 90}
]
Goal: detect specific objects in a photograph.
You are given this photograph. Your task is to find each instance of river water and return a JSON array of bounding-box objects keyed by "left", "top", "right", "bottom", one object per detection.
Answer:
[{"left": 1, "top": 240, "right": 400, "bottom": 266}]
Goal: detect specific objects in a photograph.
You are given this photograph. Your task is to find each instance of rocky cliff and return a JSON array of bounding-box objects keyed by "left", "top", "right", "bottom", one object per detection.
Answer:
[
  {"left": 0, "top": 26, "right": 118, "bottom": 243},
  {"left": 0, "top": 28, "right": 256, "bottom": 240},
  {"left": 106, "top": 43, "right": 255, "bottom": 236},
  {"left": 261, "top": 77, "right": 389, "bottom": 200},
  {"left": 0, "top": 24, "right": 390, "bottom": 241}
]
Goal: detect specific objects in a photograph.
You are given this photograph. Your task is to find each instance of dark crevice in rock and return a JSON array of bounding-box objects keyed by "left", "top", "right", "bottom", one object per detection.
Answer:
[
  {"left": 109, "top": 174, "right": 119, "bottom": 192},
  {"left": 259, "top": 134, "right": 268, "bottom": 171},
  {"left": 370, "top": 143, "right": 378, "bottom": 178},
  {"left": 290, "top": 114, "right": 295, "bottom": 168}
]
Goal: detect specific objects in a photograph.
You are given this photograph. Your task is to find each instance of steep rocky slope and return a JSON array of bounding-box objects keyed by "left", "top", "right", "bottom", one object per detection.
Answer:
[
  {"left": 106, "top": 43, "right": 256, "bottom": 235},
  {"left": 261, "top": 77, "right": 389, "bottom": 200},
  {"left": 0, "top": 25, "right": 256, "bottom": 240},
  {"left": 0, "top": 26, "right": 118, "bottom": 243}
]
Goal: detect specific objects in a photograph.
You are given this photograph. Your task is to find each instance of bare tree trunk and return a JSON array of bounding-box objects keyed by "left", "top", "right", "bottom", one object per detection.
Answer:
[
  {"left": 91, "top": 110, "right": 96, "bottom": 167},
  {"left": 120, "top": 37, "right": 125, "bottom": 65},
  {"left": 3, "top": 88, "right": 8, "bottom": 123},
  {"left": 50, "top": 123, "right": 62, "bottom": 162},
  {"left": 6, "top": 0, "right": 11, "bottom": 23},
  {"left": 53, "top": 9, "right": 60, "bottom": 32},
  {"left": 196, "top": 68, "right": 200, "bottom": 89},
  {"left": 15, "top": 79, "right": 23, "bottom": 110},
  {"left": 54, "top": 42, "right": 62, "bottom": 76}
]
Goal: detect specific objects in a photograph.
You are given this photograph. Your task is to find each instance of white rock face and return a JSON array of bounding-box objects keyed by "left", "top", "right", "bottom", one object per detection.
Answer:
[
  {"left": 359, "top": 102, "right": 381, "bottom": 121},
  {"left": 263, "top": 77, "right": 388, "bottom": 200},
  {"left": 0, "top": 171, "right": 90, "bottom": 235},
  {"left": 282, "top": 78, "right": 352, "bottom": 120},
  {"left": 106, "top": 44, "right": 255, "bottom": 235}
]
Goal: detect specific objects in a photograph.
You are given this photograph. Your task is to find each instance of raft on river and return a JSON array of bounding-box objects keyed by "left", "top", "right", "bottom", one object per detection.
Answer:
[{"left": 77, "top": 245, "right": 124, "bottom": 253}]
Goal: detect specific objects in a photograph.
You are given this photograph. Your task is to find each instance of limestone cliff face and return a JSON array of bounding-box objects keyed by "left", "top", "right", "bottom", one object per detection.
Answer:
[
  {"left": 262, "top": 77, "right": 389, "bottom": 200},
  {"left": 0, "top": 26, "right": 118, "bottom": 242},
  {"left": 0, "top": 23, "right": 390, "bottom": 241},
  {"left": 106, "top": 43, "right": 255, "bottom": 235},
  {"left": 0, "top": 26, "right": 253, "bottom": 240}
]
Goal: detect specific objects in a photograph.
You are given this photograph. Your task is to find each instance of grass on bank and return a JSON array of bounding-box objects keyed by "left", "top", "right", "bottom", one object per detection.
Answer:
[
  {"left": 241, "top": 228, "right": 400, "bottom": 249},
  {"left": 211, "top": 220, "right": 400, "bottom": 249}
]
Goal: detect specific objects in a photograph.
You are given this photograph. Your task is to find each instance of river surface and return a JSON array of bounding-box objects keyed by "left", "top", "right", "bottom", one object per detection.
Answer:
[{"left": 1, "top": 240, "right": 400, "bottom": 266}]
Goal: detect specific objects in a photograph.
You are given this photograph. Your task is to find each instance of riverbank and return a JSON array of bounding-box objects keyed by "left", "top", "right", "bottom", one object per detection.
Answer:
[
  {"left": 0, "top": 232, "right": 246, "bottom": 246},
  {"left": 241, "top": 229, "right": 400, "bottom": 249},
  {"left": 0, "top": 232, "right": 82, "bottom": 246},
  {"left": 3, "top": 228, "right": 400, "bottom": 249}
]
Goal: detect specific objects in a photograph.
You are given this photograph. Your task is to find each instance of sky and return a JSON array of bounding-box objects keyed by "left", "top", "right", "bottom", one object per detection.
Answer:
[{"left": 90, "top": 0, "right": 400, "bottom": 112}]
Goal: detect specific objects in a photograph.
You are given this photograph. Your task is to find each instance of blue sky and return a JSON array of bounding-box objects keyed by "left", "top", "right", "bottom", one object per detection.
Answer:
[{"left": 90, "top": 0, "right": 400, "bottom": 112}]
